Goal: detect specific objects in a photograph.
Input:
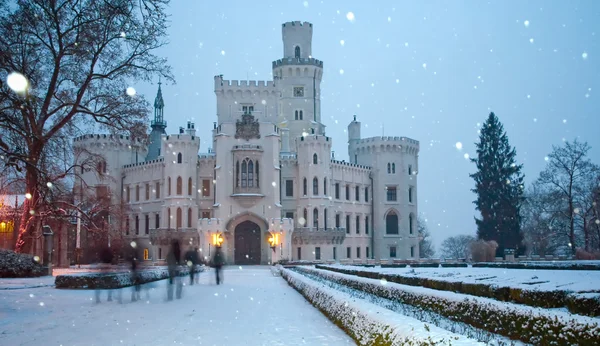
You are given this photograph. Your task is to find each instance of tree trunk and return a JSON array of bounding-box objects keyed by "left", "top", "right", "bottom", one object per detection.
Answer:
[
  {"left": 569, "top": 198, "right": 576, "bottom": 255},
  {"left": 584, "top": 217, "right": 590, "bottom": 252},
  {"left": 14, "top": 164, "right": 41, "bottom": 254}
]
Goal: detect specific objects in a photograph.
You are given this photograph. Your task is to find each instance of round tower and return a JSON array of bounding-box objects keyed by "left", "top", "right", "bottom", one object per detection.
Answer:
[
  {"left": 347, "top": 115, "right": 361, "bottom": 164},
  {"left": 273, "top": 21, "right": 324, "bottom": 151}
]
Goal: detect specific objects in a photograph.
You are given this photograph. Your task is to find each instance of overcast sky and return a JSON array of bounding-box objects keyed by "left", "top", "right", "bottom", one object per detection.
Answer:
[{"left": 130, "top": 0, "right": 600, "bottom": 252}]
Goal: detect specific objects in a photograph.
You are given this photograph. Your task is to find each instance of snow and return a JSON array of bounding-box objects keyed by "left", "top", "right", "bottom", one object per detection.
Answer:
[
  {"left": 0, "top": 276, "right": 55, "bottom": 290},
  {"left": 0, "top": 266, "right": 351, "bottom": 345},
  {"left": 326, "top": 264, "right": 600, "bottom": 292}
]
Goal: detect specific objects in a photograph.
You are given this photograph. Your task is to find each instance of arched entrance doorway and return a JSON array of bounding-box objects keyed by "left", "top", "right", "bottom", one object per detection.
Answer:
[{"left": 234, "top": 220, "right": 261, "bottom": 265}]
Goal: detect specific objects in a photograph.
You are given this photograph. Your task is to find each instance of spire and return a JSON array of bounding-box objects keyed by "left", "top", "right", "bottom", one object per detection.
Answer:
[{"left": 153, "top": 78, "right": 165, "bottom": 124}]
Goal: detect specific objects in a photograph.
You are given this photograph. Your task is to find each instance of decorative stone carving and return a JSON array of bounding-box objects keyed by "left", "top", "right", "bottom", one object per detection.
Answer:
[{"left": 235, "top": 113, "right": 260, "bottom": 141}]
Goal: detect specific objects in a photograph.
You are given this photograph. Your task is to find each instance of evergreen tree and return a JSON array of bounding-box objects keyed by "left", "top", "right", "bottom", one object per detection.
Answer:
[{"left": 470, "top": 112, "right": 525, "bottom": 256}]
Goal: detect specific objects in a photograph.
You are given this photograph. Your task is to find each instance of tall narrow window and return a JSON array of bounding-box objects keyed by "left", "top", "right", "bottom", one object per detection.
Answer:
[
  {"left": 303, "top": 208, "right": 308, "bottom": 226},
  {"left": 346, "top": 215, "right": 350, "bottom": 234},
  {"left": 255, "top": 161, "right": 260, "bottom": 187},
  {"left": 188, "top": 208, "right": 192, "bottom": 228},
  {"left": 285, "top": 180, "right": 293, "bottom": 197},
  {"left": 155, "top": 214, "right": 160, "bottom": 229},
  {"left": 156, "top": 182, "right": 160, "bottom": 199},
  {"left": 324, "top": 208, "right": 328, "bottom": 229},
  {"left": 295, "top": 110, "right": 299, "bottom": 120},
  {"left": 323, "top": 178, "right": 327, "bottom": 196},
  {"left": 135, "top": 215, "right": 139, "bottom": 235},
  {"left": 241, "top": 160, "right": 247, "bottom": 188},
  {"left": 335, "top": 183, "right": 340, "bottom": 199},
  {"left": 335, "top": 214, "right": 340, "bottom": 228},
  {"left": 409, "top": 187, "right": 413, "bottom": 203},
  {"left": 387, "top": 186, "right": 397, "bottom": 201},
  {"left": 313, "top": 208, "right": 318, "bottom": 228},
  {"left": 236, "top": 161, "right": 240, "bottom": 187},
  {"left": 355, "top": 186, "right": 359, "bottom": 201},
  {"left": 408, "top": 165, "right": 413, "bottom": 175},
  {"left": 387, "top": 162, "right": 391, "bottom": 174},
  {"left": 409, "top": 214, "right": 414, "bottom": 234},
  {"left": 176, "top": 207, "right": 182, "bottom": 229},
  {"left": 392, "top": 163, "right": 396, "bottom": 174},
  {"left": 386, "top": 211, "right": 399, "bottom": 235},
  {"left": 345, "top": 185, "right": 350, "bottom": 200},
  {"left": 365, "top": 216, "right": 369, "bottom": 234},
  {"left": 176, "top": 176, "right": 182, "bottom": 195},
  {"left": 295, "top": 46, "right": 301, "bottom": 58},
  {"left": 299, "top": 110, "right": 303, "bottom": 120},
  {"left": 125, "top": 218, "right": 130, "bottom": 235},
  {"left": 167, "top": 208, "right": 171, "bottom": 228},
  {"left": 315, "top": 247, "right": 321, "bottom": 260},
  {"left": 248, "top": 160, "right": 254, "bottom": 187},
  {"left": 313, "top": 153, "right": 318, "bottom": 164},
  {"left": 365, "top": 187, "right": 369, "bottom": 202},
  {"left": 177, "top": 152, "right": 182, "bottom": 164},
  {"left": 136, "top": 185, "right": 140, "bottom": 201},
  {"left": 188, "top": 177, "right": 193, "bottom": 195},
  {"left": 168, "top": 177, "right": 171, "bottom": 196},
  {"left": 312, "top": 177, "right": 318, "bottom": 195},
  {"left": 303, "top": 178, "right": 307, "bottom": 196},
  {"left": 145, "top": 214, "right": 149, "bottom": 234},
  {"left": 126, "top": 187, "right": 131, "bottom": 202},
  {"left": 145, "top": 184, "right": 150, "bottom": 200},
  {"left": 356, "top": 215, "right": 360, "bottom": 234}
]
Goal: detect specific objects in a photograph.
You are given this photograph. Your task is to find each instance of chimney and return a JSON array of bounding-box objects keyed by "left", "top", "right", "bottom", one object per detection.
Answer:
[
  {"left": 179, "top": 127, "right": 184, "bottom": 134},
  {"left": 186, "top": 121, "right": 196, "bottom": 136}
]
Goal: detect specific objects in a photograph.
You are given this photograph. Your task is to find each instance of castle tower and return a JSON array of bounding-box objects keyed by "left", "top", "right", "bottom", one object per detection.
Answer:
[
  {"left": 273, "top": 21, "right": 324, "bottom": 151},
  {"left": 146, "top": 82, "right": 167, "bottom": 161},
  {"left": 347, "top": 115, "right": 361, "bottom": 164}
]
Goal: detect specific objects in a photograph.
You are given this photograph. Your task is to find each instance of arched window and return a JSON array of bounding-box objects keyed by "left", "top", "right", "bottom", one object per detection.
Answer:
[
  {"left": 135, "top": 185, "right": 140, "bottom": 201},
  {"left": 313, "top": 177, "right": 318, "bottom": 195},
  {"left": 409, "top": 187, "right": 413, "bottom": 203},
  {"left": 313, "top": 208, "right": 318, "bottom": 228},
  {"left": 167, "top": 208, "right": 171, "bottom": 228},
  {"left": 237, "top": 158, "right": 257, "bottom": 189},
  {"left": 167, "top": 177, "right": 171, "bottom": 196},
  {"left": 386, "top": 211, "right": 399, "bottom": 235},
  {"left": 313, "top": 153, "right": 318, "bottom": 164},
  {"left": 303, "top": 178, "right": 307, "bottom": 196},
  {"left": 392, "top": 163, "right": 396, "bottom": 174},
  {"left": 176, "top": 207, "right": 182, "bottom": 229},
  {"left": 177, "top": 153, "right": 182, "bottom": 164},
  {"left": 236, "top": 161, "right": 240, "bottom": 187},
  {"left": 176, "top": 176, "right": 182, "bottom": 195},
  {"left": 409, "top": 214, "right": 414, "bottom": 234},
  {"left": 324, "top": 208, "right": 328, "bottom": 229},
  {"left": 187, "top": 208, "right": 192, "bottom": 228},
  {"left": 295, "top": 110, "right": 299, "bottom": 120},
  {"left": 408, "top": 165, "right": 413, "bottom": 175},
  {"left": 248, "top": 160, "right": 254, "bottom": 187},
  {"left": 299, "top": 110, "right": 303, "bottom": 120},
  {"left": 323, "top": 178, "right": 327, "bottom": 196},
  {"left": 387, "top": 163, "right": 391, "bottom": 174},
  {"left": 255, "top": 161, "right": 260, "bottom": 187},
  {"left": 188, "top": 177, "right": 193, "bottom": 195},
  {"left": 303, "top": 208, "right": 308, "bottom": 226},
  {"left": 365, "top": 187, "right": 369, "bottom": 202},
  {"left": 335, "top": 213, "right": 340, "bottom": 228},
  {"left": 295, "top": 46, "right": 301, "bottom": 58},
  {"left": 241, "top": 160, "right": 247, "bottom": 187}
]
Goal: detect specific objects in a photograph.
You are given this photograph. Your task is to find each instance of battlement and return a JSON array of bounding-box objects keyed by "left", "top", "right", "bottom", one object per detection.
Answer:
[
  {"left": 357, "top": 136, "right": 419, "bottom": 147},
  {"left": 282, "top": 21, "right": 312, "bottom": 28},
  {"left": 163, "top": 133, "right": 199, "bottom": 142},
  {"left": 331, "top": 159, "right": 371, "bottom": 171},
  {"left": 123, "top": 157, "right": 164, "bottom": 169},
  {"left": 214, "top": 75, "right": 276, "bottom": 90},
  {"left": 73, "top": 133, "right": 145, "bottom": 145},
  {"left": 298, "top": 135, "right": 331, "bottom": 143},
  {"left": 272, "top": 57, "right": 323, "bottom": 69},
  {"left": 353, "top": 136, "right": 420, "bottom": 156}
]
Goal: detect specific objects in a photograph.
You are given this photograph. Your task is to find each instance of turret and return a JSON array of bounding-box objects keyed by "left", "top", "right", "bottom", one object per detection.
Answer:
[
  {"left": 146, "top": 81, "right": 168, "bottom": 161},
  {"left": 282, "top": 21, "right": 313, "bottom": 59},
  {"left": 347, "top": 115, "right": 361, "bottom": 163}
]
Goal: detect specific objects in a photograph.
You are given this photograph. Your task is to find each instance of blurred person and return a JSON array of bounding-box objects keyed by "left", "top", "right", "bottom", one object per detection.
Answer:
[
  {"left": 184, "top": 247, "right": 200, "bottom": 285},
  {"left": 166, "top": 239, "right": 183, "bottom": 300},
  {"left": 95, "top": 246, "right": 121, "bottom": 304},
  {"left": 212, "top": 246, "right": 224, "bottom": 285}
]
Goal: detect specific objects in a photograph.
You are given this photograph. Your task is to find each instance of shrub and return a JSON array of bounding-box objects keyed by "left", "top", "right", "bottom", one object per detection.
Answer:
[
  {"left": 575, "top": 248, "right": 600, "bottom": 260},
  {"left": 0, "top": 249, "right": 46, "bottom": 278},
  {"left": 470, "top": 240, "right": 498, "bottom": 262}
]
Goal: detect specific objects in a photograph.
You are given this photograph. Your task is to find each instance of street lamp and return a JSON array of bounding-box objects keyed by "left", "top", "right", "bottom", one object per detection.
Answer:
[
  {"left": 211, "top": 232, "right": 223, "bottom": 247},
  {"left": 268, "top": 232, "right": 279, "bottom": 252}
]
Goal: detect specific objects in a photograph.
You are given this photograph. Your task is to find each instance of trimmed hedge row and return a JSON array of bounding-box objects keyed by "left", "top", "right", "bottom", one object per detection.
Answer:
[
  {"left": 279, "top": 266, "right": 483, "bottom": 346},
  {"left": 300, "top": 266, "right": 600, "bottom": 345},
  {"left": 472, "top": 262, "right": 600, "bottom": 270},
  {"left": 55, "top": 265, "right": 205, "bottom": 289},
  {"left": 316, "top": 265, "right": 600, "bottom": 316},
  {"left": 0, "top": 249, "right": 46, "bottom": 278}
]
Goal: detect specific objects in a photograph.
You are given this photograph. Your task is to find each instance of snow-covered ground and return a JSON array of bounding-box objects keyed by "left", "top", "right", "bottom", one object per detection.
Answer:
[
  {"left": 323, "top": 264, "right": 600, "bottom": 292},
  {"left": 0, "top": 266, "right": 352, "bottom": 346}
]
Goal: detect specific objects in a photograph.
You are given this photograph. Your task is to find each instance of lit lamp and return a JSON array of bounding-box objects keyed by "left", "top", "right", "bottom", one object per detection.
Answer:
[
  {"left": 211, "top": 232, "right": 223, "bottom": 247},
  {"left": 268, "top": 233, "right": 279, "bottom": 252}
]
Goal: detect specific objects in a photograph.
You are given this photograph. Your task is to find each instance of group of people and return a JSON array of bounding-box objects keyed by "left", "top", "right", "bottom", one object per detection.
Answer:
[{"left": 94, "top": 240, "right": 226, "bottom": 304}]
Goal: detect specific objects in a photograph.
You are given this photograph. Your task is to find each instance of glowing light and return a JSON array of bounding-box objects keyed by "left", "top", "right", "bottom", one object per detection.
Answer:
[
  {"left": 455, "top": 142, "right": 463, "bottom": 150},
  {"left": 46, "top": 182, "right": 53, "bottom": 188},
  {"left": 130, "top": 241, "right": 137, "bottom": 248},
  {"left": 25, "top": 193, "right": 32, "bottom": 199},
  {"left": 126, "top": 87, "right": 136, "bottom": 96},
  {"left": 7, "top": 72, "right": 29, "bottom": 94}
]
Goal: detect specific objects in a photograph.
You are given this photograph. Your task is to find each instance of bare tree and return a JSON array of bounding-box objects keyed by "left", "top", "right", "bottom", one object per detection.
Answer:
[
  {"left": 440, "top": 235, "right": 475, "bottom": 260},
  {"left": 574, "top": 173, "right": 600, "bottom": 252},
  {"left": 537, "top": 140, "right": 597, "bottom": 255},
  {"left": 521, "top": 183, "right": 564, "bottom": 256},
  {"left": 417, "top": 215, "right": 435, "bottom": 258},
  {"left": 0, "top": 0, "right": 173, "bottom": 253}
]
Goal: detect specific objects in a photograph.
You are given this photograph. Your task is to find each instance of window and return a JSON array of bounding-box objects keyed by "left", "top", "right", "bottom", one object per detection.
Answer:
[
  {"left": 155, "top": 214, "right": 160, "bottom": 229},
  {"left": 324, "top": 208, "right": 328, "bottom": 229},
  {"left": 145, "top": 184, "right": 150, "bottom": 200},
  {"left": 409, "top": 187, "right": 413, "bottom": 203},
  {"left": 242, "top": 105, "right": 254, "bottom": 114},
  {"left": 366, "top": 247, "right": 370, "bottom": 258},
  {"left": 188, "top": 177, "right": 193, "bottom": 195},
  {"left": 303, "top": 178, "right": 307, "bottom": 196},
  {"left": 293, "top": 86, "right": 304, "bottom": 97},
  {"left": 346, "top": 247, "right": 351, "bottom": 259},
  {"left": 135, "top": 185, "right": 140, "bottom": 201},
  {"left": 295, "top": 45, "right": 301, "bottom": 58},
  {"left": 365, "top": 187, "right": 369, "bottom": 202},
  {"left": 294, "top": 110, "right": 303, "bottom": 120},
  {"left": 167, "top": 208, "right": 171, "bottom": 228},
  {"left": 297, "top": 247, "right": 302, "bottom": 260},
  {"left": 135, "top": 215, "right": 139, "bottom": 235},
  {"left": 386, "top": 211, "right": 399, "bottom": 234},
  {"left": 333, "top": 247, "right": 337, "bottom": 260},
  {"left": 335, "top": 183, "right": 340, "bottom": 199},
  {"left": 187, "top": 208, "right": 192, "bottom": 228},
  {"left": 202, "top": 179, "right": 211, "bottom": 197},
  {"left": 392, "top": 163, "right": 396, "bottom": 174},
  {"left": 143, "top": 249, "right": 149, "bottom": 260},
  {"left": 390, "top": 246, "right": 397, "bottom": 258},
  {"left": 335, "top": 214, "right": 340, "bottom": 228},
  {"left": 408, "top": 165, "right": 412, "bottom": 175},
  {"left": 125, "top": 218, "right": 130, "bottom": 235},
  {"left": 176, "top": 207, "right": 182, "bottom": 229},
  {"left": 235, "top": 161, "right": 239, "bottom": 187},
  {"left": 168, "top": 177, "right": 171, "bottom": 195},
  {"left": 346, "top": 215, "right": 350, "bottom": 234},
  {"left": 285, "top": 212, "right": 294, "bottom": 219},
  {"left": 177, "top": 152, "right": 182, "bottom": 164},
  {"left": 315, "top": 247, "right": 321, "bottom": 260},
  {"left": 355, "top": 186, "right": 359, "bottom": 201},
  {"left": 145, "top": 214, "right": 149, "bottom": 234},
  {"left": 313, "top": 177, "right": 318, "bottom": 195},
  {"left": 126, "top": 186, "right": 130, "bottom": 202},
  {"left": 202, "top": 211, "right": 211, "bottom": 219},
  {"left": 303, "top": 208, "right": 308, "bottom": 226},
  {"left": 409, "top": 214, "right": 414, "bottom": 234},
  {"left": 356, "top": 215, "right": 360, "bottom": 234},
  {"left": 285, "top": 180, "right": 293, "bottom": 197},
  {"left": 387, "top": 163, "right": 391, "bottom": 174},
  {"left": 387, "top": 186, "right": 397, "bottom": 201},
  {"left": 411, "top": 246, "right": 415, "bottom": 258},
  {"left": 323, "top": 178, "right": 327, "bottom": 196},
  {"left": 356, "top": 247, "right": 361, "bottom": 258},
  {"left": 158, "top": 248, "right": 162, "bottom": 259},
  {"left": 176, "top": 176, "right": 182, "bottom": 195},
  {"left": 237, "top": 158, "right": 258, "bottom": 188},
  {"left": 345, "top": 185, "right": 350, "bottom": 200},
  {"left": 365, "top": 216, "right": 369, "bottom": 234},
  {"left": 313, "top": 208, "right": 318, "bottom": 228},
  {"left": 155, "top": 182, "right": 160, "bottom": 199},
  {"left": 313, "top": 153, "right": 318, "bottom": 164}
]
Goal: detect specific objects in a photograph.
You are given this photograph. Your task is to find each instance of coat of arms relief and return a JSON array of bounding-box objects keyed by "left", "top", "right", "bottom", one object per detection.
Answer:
[{"left": 235, "top": 113, "right": 261, "bottom": 141}]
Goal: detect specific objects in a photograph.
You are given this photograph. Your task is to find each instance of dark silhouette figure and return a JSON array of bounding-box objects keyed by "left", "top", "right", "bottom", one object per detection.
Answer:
[
  {"left": 184, "top": 247, "right": 200, "bottom": 285},
  {"left": 129, "top": 249, "right": 141, "bottom": 302},
  {"left": 167, "top": 239, "right": 183, "bottom": 300},
  {"left": 95, "top": 246, "right": 121, "bottom": 304},
  {"left": 212, "top": 246, "right": 225, "bottom": 285}
]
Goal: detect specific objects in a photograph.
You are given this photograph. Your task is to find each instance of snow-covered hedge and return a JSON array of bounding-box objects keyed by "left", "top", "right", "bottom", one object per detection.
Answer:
[
  {"left": 316, "top": 264, "right": 600, "bottom": 316},
  {"left": 280, "top": 267, "right": 484, "bottom": 346},
  {"left": 300, "top": 266, "right": 600, "bottom": 345},
  {"left": 0, "top": 249, "right": 46, "bottom": 278},
  {"left": 55, "top": 265, "right": 205, "bottom": 289},
  {"left": 472, "top": 261, "right": 600, "bottom": 270}
]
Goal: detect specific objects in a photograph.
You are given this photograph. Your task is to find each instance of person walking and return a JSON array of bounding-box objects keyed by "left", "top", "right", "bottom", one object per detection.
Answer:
[
  {"left": 212, "top": 246, "right": 224, "bottom": 285},
  {"left": 184, "top": 247, "right": 200, "bottom": 285},
  {"left": 166, "top": 239, "right": 183, "bottom": 300}
]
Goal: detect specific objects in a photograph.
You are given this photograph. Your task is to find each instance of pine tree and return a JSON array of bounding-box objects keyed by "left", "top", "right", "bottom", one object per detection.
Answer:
[{"left": 470, "top": 112, "right": 526, "bottom": 256}]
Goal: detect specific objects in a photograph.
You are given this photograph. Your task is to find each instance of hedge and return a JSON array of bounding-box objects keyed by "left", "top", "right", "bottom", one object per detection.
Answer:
[
  {"left": 279, "top": 266, "right": 484, "bottom": 346},
  {"left": 55, "top": 265, "right": 205, "bottom": 289},
  {"left": 299, "top": 266, "right": 600, "bottom": 345},
  {"left": 472, "top": 262, "right": 600, "bottom": 270},
  {"left": 0, "top": 249, "right": 46, "bottom": 278},
  {"left": 316, "top": 265, "right": 600, "bottom": 317}
]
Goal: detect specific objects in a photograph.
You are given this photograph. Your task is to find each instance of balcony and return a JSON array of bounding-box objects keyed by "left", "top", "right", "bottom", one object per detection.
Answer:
[{"left": 292, "top": 227, "right": 346, "bottom": 245}]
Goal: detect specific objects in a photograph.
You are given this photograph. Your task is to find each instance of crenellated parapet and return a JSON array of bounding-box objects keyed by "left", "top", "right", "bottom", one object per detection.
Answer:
[
  {"left": 73, "top": 133, "right": 146, "bottom": 150},
  {"left": 354, "top": 136, "right": 420, "bottom": 156},
  {"left": 268, "top": 217, "right": 294, "bottom": 233},
  {"left": 214, "top": 75, "right": 277, "bottom": 95},
  {"left": 297, "top": 134, "right": 332, "bottom": 148},
  {"left": 330, "top": 159, "right": 371, "bottom": 171},
  {"left": 123, "top": 157, "right": 164, "bottom": 170},
  {"left": 272, "top": 57, "right": 323, "bottom": 69}
]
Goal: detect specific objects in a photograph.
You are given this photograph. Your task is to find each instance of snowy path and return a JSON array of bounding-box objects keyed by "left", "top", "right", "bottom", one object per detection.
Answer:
[{"left": 0, "top": 267, "right": 353, "bottom": 346}]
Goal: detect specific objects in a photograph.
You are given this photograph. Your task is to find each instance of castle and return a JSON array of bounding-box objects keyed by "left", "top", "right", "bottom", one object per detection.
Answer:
[{"left": 74, "top": 21, "right": 420, "bottom": 265}]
